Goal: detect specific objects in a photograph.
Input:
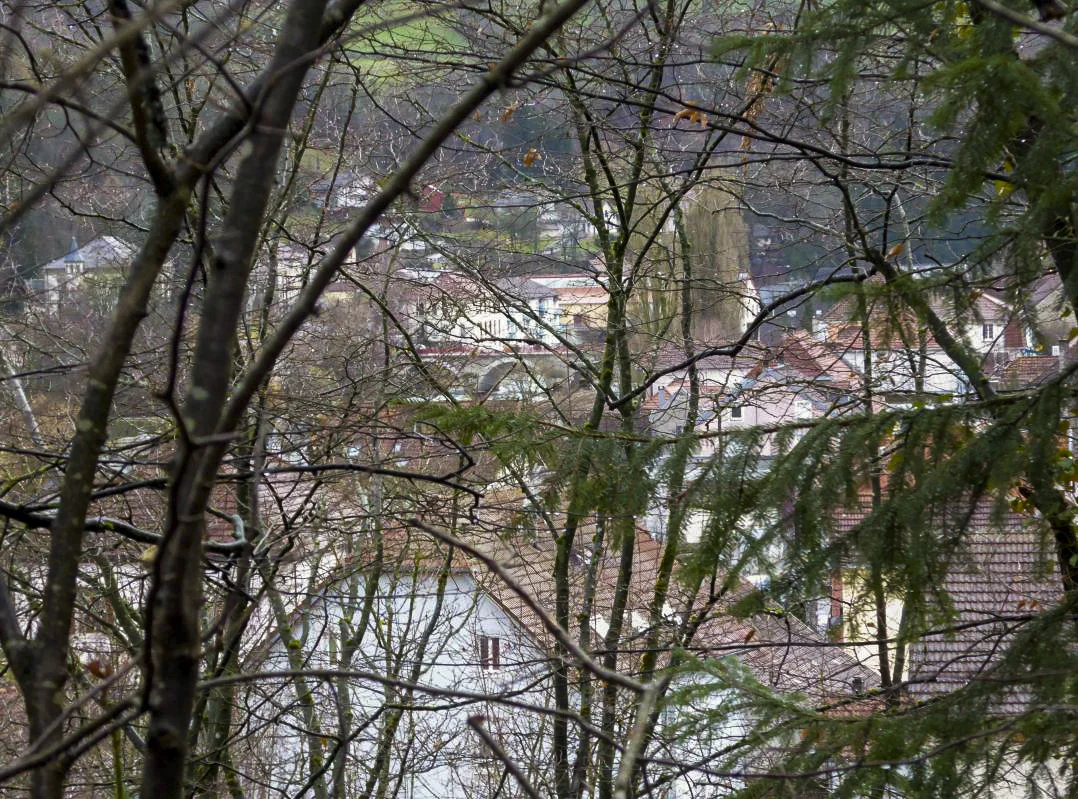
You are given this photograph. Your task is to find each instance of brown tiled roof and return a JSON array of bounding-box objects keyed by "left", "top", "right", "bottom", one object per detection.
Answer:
[
  {"left": 465, "top": 512, "right": 877, "bottom": 703},
  {"left": 1002, "top": 318, "right": 1027, "bottom": 349},
  {"left": 691, "top": 584, "right": 881, "bottom": 701},
  {"left": 829, "top": 494, "right": 1062, "bottom": 712},
  {"left": 818, "top": 279, "right": 1008, "bottom": 353},
  {"left": 993, "top": 355, "right": 1060, "bottom": 388},
  {"left": 906, "top": 519, "right": 1060, "bottom": 710},
  {"left": 646, "top": 343, "right": 740, "bottom": 373},
  {"left": 770, "top": 331, "right": 859, "bottom": 389},
  {"left": 1030, "top": 273, "right": 1063, "bottom": 307}
]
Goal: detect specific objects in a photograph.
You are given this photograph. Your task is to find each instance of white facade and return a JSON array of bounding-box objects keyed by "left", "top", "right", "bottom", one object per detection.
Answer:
[
  {"left": 254, "top": 571, "right": 551, "bottom": 799},
  {"left": 37, "top": 236, "right": 136, "bottom": 313},
  {"left": 410, "top": 274, "right": 563, "bottom": 350},
  {"left": 247, "top": 557, "right": 857, "bottom": 799}
]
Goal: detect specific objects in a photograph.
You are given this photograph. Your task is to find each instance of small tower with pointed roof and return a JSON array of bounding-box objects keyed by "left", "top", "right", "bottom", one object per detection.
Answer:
[{"left": 64, "top": 236, "right": 84, "bottom": 275}]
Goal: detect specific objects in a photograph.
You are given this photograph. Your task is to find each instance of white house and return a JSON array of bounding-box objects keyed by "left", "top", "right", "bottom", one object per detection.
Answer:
[
  {"left": 36, "top": 235, "right": 137, "bottom": 313},
  {"left": 252, "top": 568, "right": 548, "bottom": 799},
  {"left": 529, "top": 273, "right": 609, "bottom": 341},
  {"left": 814, "top": 277, "right": 1036, "bottom": 397},
  {"left": 243, "top": 519, "right": 878, "bottom": 799},
  {"left": 408, "top": 272, "right": 563, "bottom": 350}
]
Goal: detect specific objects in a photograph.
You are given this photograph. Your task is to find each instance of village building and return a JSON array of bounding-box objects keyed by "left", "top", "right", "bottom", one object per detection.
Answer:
[{"left": 33, "top": 235, "right": 137, "bottom": 314}]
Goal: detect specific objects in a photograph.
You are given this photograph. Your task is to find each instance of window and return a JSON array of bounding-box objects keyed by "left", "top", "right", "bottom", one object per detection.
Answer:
[
  {"left": 479, "top": 635, "right": 501, "bottom": 670},
  {"left": 730, "top": 405, "right": 743, "bottom": 419},
  {"left": 982, "top": 323, "right": 995, "bottom": 342}
]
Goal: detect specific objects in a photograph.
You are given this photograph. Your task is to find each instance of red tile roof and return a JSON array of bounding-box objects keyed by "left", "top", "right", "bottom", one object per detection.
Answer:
[
  {"left": 994, "top": 355, "right": 1060, "bottom": 388},
  {"left": 829, "top": 495, "right": 1062, "bottom": 712},
  {"left": 906, "top": 521, "right": 1061, "bottom": 711},
  {"left": 769, "top": 331, "right": 859, "bottom": 389},
  {"left": 465, "top": 513, "right": 878, "bottom": 703}
]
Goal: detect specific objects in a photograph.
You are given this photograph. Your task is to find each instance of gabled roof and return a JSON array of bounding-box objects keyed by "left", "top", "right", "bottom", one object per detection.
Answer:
[
  {"left": 992, "top": 354, "right": 1061, "bottom": 389},
  {"left": 528, "top": 274, "right": 602, "bottom": 290},
  {"left": 817, "top": 277, "right": 1023, "bottom": 355},
  {"left": 986, "top": 271, "right": 1065, "bottom": 310},
  {"left": 426, "top": 272, "right": 556, "bottom": 303},
  {"left": 40, "top": 236, "right": 136, "bottom": 272},
  {"left": 767, "top": 331, "right": 859, "bottom": 390},
  {"left": 1028, "top": 272, "right": 1066, "bottom": 308},
  {"left": 418, "top": 185, "right": 446, "bottom": 213},
  {"left": 830, "top": 495, "right": 1061, "bottom": 712},
  {"left": 646, "top": 342, "right": 763, "bottom": 374},
  {"left": 466, "top": 516, "right": 878, "bottom": 703},
  {"left": 494, "top": 276, "right": 557, "bottom": 300},
  {"left": 907, "top": 521, "right": 1060, "bottom": 711}
]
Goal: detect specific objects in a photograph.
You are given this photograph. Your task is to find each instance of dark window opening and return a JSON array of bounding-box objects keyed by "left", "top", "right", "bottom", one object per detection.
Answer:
[{"left": 479, "top": 635, "right": 501, "bottom": 670}]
